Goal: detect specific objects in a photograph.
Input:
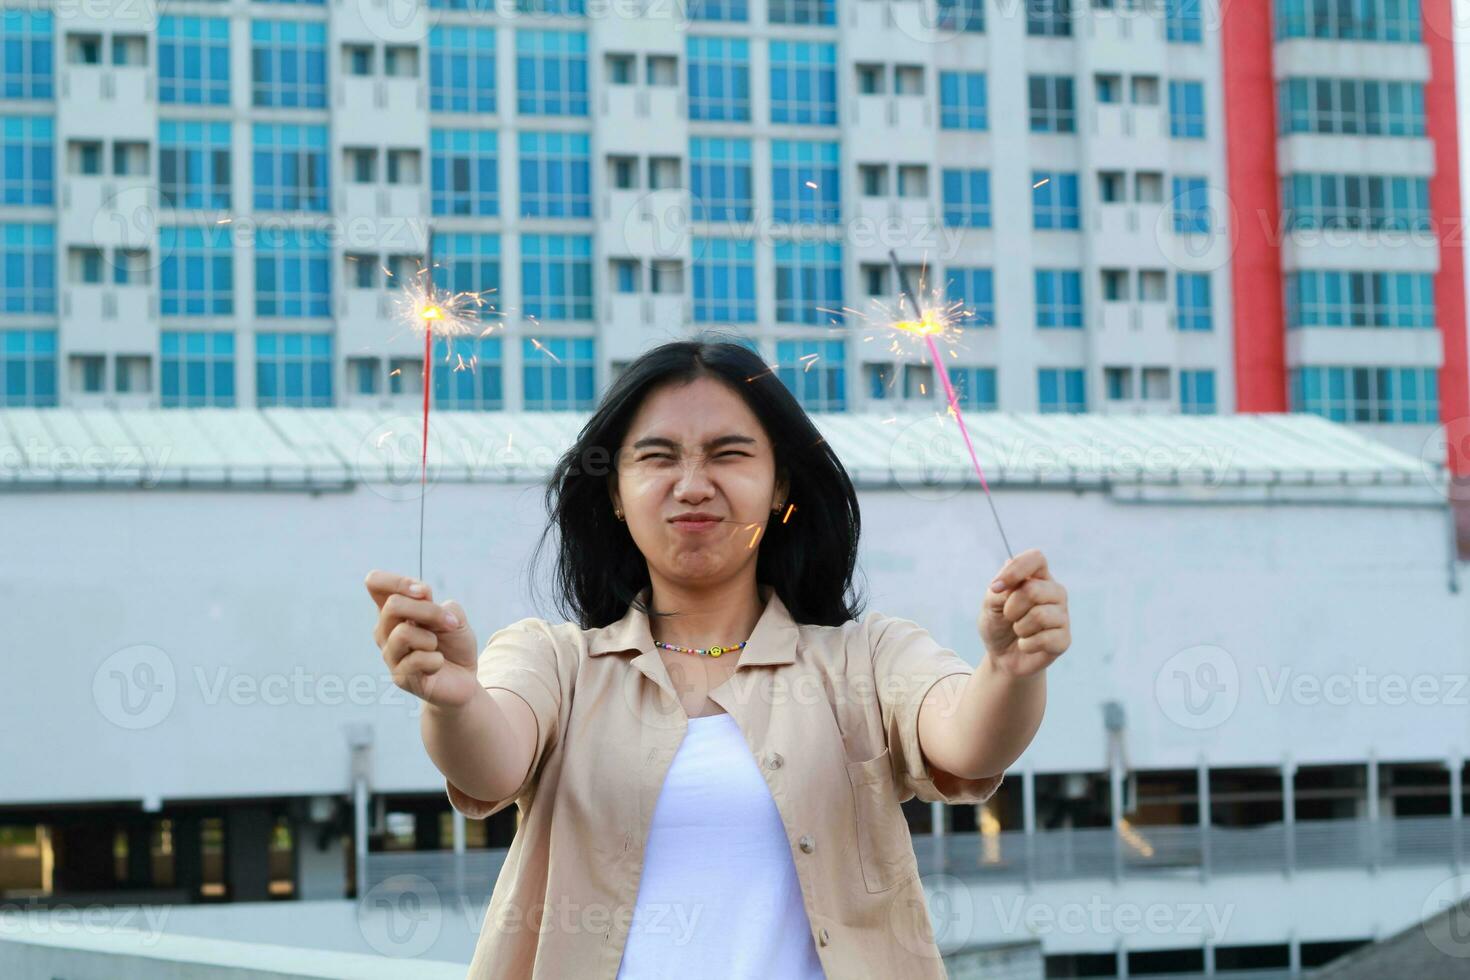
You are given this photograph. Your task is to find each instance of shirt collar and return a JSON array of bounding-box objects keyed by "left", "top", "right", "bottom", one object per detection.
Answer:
[{"left": 587, "top": 582, "right": 799, "bottom": 666}]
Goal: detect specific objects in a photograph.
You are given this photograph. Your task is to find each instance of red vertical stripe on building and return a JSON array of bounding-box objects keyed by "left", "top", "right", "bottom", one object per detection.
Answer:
[
  {"left": 1221, "top": 3, "right": 1287, "bottom": 412},
  {"left": 1423, "top": 0, "right": 1470, "bottom": 478}
]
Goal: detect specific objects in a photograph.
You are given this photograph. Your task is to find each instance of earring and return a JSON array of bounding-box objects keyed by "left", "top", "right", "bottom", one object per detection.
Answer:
[{"left": 615, "top": 509, "right": 624, "bottom": 521}]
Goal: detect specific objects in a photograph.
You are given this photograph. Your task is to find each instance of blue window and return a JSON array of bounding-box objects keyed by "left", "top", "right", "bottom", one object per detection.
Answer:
[
  {"left": 161, "top": 226, "right": 233, "bottom": 316},
  {"left": 772, "top": 140, "right": 839, "bottom": 224},
  {"left": 521, "top": 234, "right": 593, "bottom": 320},
  {"left": 946, "top": 267, "right": 995, "bottom": 327},
  {"left": 687, "top": 37, "right": 750, "bottom": 123},
  {"left": 1282, "top": 172, "right": 1431, "bottom": 232},
  {"left": 431, "top": 129, "right": 499, "bottom": 217},
  {"left": 777, "top": 339, "right": 845, "bottom": 411},
  {"left": 523, "top": 336, "right": 595, "bottom": 410},
  {"left": 256, "top": 332, "right": 333, "bottom": 407},
  {"left": 690, "top": 137, "right": 753, "bottom": 221},
  {"left": 1275, "top": 0, "right": 1421, "bottom": 42},
  {"left": 768, "top": 0, "right": 834, "bottom": 25},
  {"left": 942, "top": 169, "right": 991, "bottom": 228},
  {"left": 1028, "top": 75, "right": 1075, "bottom": 133},
  {"left": 161, "top": 330, "right": 235, "bottom": 407},
  {"left": 1, "top": 115, "right": 53, "bottom": 205},
  {"left": 1, "top": 328, "right": 56, "bottom": 406},
  {"left": 1035, "top": 269, "right": 1082, "bottom": 329},
  {"left": 159, "top": 121, "right": 231, "bottom": 209},
  {"left": 1166, "top": 0, "right": 1202, "bottom": 42},
  {"left": 253, "top": 123, "right": 329, "bottom": 211},
  {"left": 1, "top": 223, "right": 54, "bottom": 313},
  {"left": 1038, "top": 368, "right": 1085, "bottom": 413},
  {"left": 774, "top": 242, "right": 843, "bottom": 325},
  {"left": 936, "top": 0, "right": 985, "bottom": 31},
  {"left": 434, "top": 336, "right": 504, "bottom": 410},
  {"left": 515, "top": 0, "right": 586, "bottom": 13},
  {"left": 1168, "top": 80, "right": 1205, "bottom": 138},
  {"left": 688, "top": 0, "right": 748, "bottom": 21},
  {"left": 769, "top": 41, "right": 837, "bottom": 126},
  {"left": 251, "top": 20, "right": 326, "bottom": 108},
  {"left": 518, "top": 131, "right": 590, "bottom": 218},
  {"left": 1032, "top": 171, "right": 1079, "bottom": 230},
  {"left": 1028, "top": 0, "right": 1073, "bottom": 36},
  {"left": 1172, "top": 176, "right": 1211, "bottom": 233},
  {"left": 2, "top": 11, "right": 51, "bottom": 100},
  {"left": 1175, "top": 272, "right": 1213, "bottom": 331},
  {"left": 430, "top": 26, "right": 496, "bottom": 113},
  {"left": 159, "top": 17, "right": 230, "bottom": 105},
  {"left": 949, "top": 366, "right": 998, "bottom": 409},
  {"left": 1278, "top": 78, "right": 1425, "bottom": 137},
  {"left": 516, "top": 30, "right": 588, "bottom": 116},
  {"left": 1290, "top": 365, "right": 1438, "bottom": 423},
  {"left": 1285, "top": 270, "right": 1435, "bottom": 328},
  {"left": 255, "top": 227, "right": 331, "bottom": 317},
  {"left": 1179, "top": 369, "right": 1216, "bottom": 415},
  {"left": 432, "top": 232, "right": 500, "bottom": 299},
  {"left": 692, "top": 238, "right": 756, "bottom": 323},
  {"left": 939, "top": 72, "right": 987, "bottom": 130}
]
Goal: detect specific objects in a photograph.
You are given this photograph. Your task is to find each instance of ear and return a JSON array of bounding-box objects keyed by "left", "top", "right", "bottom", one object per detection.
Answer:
[{"left": 774, "top": 468, "right": 790, "bottom": 511}]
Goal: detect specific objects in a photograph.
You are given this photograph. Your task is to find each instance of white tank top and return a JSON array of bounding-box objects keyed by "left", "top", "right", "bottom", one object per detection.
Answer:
[{"left": 614, "top": 711, "right": 827, "bottom": 979}]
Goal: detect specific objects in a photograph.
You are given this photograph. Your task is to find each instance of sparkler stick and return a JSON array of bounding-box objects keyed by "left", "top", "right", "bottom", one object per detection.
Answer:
[
  {"left": 887, "top": 250, "right": 1014, "bottom": 561},
  {"left": 394, "top": 226, "right": 493, "bottom": 581}
]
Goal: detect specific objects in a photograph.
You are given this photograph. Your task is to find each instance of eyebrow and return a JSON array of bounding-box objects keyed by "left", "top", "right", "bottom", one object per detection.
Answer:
[{"left": 630, "top": 435, "right": 758, "bottom": 451}]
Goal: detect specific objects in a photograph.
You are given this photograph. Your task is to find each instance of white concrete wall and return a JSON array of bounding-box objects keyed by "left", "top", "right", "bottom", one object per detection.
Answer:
[{"left": 2, "top": 474, "right": 1464, "bottom": 805}]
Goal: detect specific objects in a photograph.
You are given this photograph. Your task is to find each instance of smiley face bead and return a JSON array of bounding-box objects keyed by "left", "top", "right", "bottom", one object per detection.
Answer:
[{"left": 708, "top": 646, "right": 724, "bottom": 658}]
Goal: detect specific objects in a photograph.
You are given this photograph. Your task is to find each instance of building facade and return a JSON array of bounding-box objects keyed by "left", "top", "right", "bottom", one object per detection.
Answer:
[{"left": 0, "top": 0, "right": 1465, "bottom": 466}]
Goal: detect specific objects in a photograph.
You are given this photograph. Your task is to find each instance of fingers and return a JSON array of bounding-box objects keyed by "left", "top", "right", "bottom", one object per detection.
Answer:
[
  {"left": 1001, "top": 579, "right": 1067, "bottom": 623},
  {"left": 380, "top": 593, "right": 459, "bottom": 635},
  {"left": 381, "top": 620, "right": 439, "bottom": 670},
  {"left": 364, "top": 569, "right": 432, "bottom": 610},
  {"left": 392, "top": 649, "right": 448, "bottom": 691},
  {"left": 1012, "top": 602, "right": 1066, "bottom": 639},
  {"left": 988, "top": 548, "right": 1051, "bottom": 593}
]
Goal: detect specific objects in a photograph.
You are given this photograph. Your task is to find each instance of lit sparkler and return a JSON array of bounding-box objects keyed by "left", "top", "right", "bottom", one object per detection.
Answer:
[
  {"left": 394, "top": 229, "right": 496, "bottom": 579},
  {"left": 885, "top": 249, "right": 1014, "bottom": 560}
]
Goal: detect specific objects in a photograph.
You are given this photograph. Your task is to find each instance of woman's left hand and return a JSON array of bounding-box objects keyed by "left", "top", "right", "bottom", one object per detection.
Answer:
[{"left": 978, "top": 548, "right": 1071, "bottom": 678}]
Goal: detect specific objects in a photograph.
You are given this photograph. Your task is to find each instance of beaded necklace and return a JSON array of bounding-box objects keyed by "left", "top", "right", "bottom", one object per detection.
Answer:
[{"left": 653, "top": 639, "right": 749, "bottom": 658}]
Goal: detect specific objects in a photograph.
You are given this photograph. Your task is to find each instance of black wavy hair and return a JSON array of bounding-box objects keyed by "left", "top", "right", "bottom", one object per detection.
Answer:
[{"left": 530, "top": 332, "right": 865, "bottom": 630}]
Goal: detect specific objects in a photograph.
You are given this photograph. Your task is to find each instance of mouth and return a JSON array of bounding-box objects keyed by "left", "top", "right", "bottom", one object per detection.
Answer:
[{"left": 670, "top": 515, "right": 722, "bottom": 532}]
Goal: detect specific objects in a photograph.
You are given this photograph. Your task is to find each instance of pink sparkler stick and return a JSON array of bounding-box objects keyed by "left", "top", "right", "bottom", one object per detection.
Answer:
[{"left": 889, "top": 251, "right": 1015, "bottom": 560}]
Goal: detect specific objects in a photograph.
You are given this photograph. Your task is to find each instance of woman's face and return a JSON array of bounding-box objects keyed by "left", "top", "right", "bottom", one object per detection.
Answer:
[{"left": 611, "top": 376, "right": 788, "bottom": 587}]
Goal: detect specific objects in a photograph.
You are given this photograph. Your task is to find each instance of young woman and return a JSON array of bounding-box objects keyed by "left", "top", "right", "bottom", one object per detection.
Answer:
[{"left": 366, "top": 339, "right": 1071, "bottom": 979}]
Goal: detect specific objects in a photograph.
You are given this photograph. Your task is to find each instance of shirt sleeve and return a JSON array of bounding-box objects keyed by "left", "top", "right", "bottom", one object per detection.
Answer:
[
  {"left": 868, "top": 611, "right": 1006, "bottom": 806},
  {"left": 445, "top": 617, "right": 563, "bottom": 820}
]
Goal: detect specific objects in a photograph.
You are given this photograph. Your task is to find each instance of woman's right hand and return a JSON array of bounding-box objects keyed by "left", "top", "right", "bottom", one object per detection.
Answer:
[{"left": 365, "top": 570, "right": 482, "bottom": 710}]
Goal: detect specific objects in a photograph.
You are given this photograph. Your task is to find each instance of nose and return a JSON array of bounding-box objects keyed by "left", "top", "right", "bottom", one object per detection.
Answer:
[{"left": 673, "top": 455, "right": 716, "bottom": 501}]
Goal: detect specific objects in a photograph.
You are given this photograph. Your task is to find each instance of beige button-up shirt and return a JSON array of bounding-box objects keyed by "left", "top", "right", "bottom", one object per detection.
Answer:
[{"left": 446, "top": 583, "right": 1005, "bottom": 979}]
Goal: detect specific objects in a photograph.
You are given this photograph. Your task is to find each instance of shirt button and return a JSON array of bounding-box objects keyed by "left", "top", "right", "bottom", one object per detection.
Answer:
[
  {"left": 799, "top": 834, "right": 815, "bottom": 853},
  {"left": 767, "top": 752, "right": 783, "bottom": 770},
  {"left": 817, "top": 927, "right": 830, "bottom": 946}
]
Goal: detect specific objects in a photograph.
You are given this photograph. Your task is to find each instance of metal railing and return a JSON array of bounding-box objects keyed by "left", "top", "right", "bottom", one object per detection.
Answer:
[{"left": 365, "top": 815, "right": 1468, "bottom": 901}]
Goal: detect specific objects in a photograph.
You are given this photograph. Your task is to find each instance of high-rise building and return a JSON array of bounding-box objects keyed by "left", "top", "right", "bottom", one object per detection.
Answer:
[{"left": 0, "top": 0, "right": 1464, "bottom": 469}]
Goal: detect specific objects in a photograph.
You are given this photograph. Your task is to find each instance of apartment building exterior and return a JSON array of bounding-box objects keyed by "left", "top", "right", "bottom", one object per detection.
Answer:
[{"left": 0, "top": 0, "right": 1464, "bottom": 470}]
